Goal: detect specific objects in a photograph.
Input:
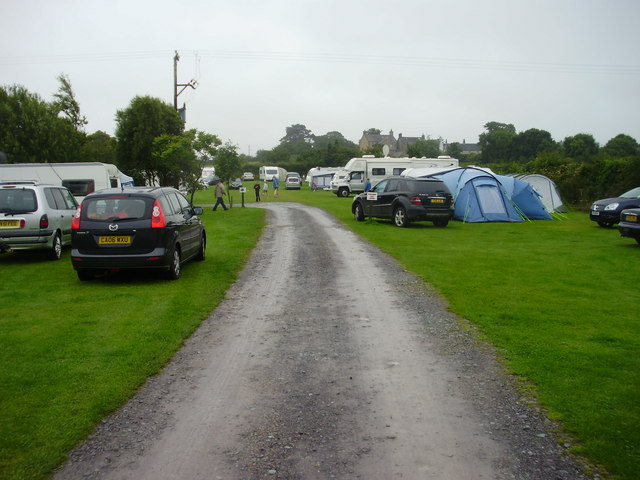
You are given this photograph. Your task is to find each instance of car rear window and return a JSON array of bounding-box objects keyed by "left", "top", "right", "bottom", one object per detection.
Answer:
[
  {"left": 84, "top": 197, "right": 148, "bottom": 221},
  {"left": 0, "top": 188, "right": 37, "bottom": 213},
  {"left": 413, "top": 180, "right": 448, "bottom": 195}
]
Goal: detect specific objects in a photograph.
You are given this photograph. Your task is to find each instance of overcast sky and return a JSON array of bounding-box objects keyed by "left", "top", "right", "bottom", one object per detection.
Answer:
[{"left": 2, "top": 0, "right": 639, "bottom": 155}]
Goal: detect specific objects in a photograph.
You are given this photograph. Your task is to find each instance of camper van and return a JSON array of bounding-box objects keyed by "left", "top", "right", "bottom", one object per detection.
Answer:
[
  {"left": 332, "top": 156, "right": 459, "bottom": 197},
  {"left": 259, "top": 166, "right": 279, "bottom": 181},
  {"left": 0, "top": 162, "right": 133, "bottom": 202}
]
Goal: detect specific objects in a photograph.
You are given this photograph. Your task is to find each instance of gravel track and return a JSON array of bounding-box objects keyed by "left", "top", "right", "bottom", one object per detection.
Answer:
[{"left": 52, "top": 202, "right": 597, "bottom": 480}]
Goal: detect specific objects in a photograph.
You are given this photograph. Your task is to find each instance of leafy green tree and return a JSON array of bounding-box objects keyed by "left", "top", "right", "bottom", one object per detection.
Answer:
[
  {"left": 151, "top": 132, "right": 197, "bottom": 188},
  {"left": 365, "top": 128, "right": 381, "bottom": 135},
  {"left": 0, "top": 83, "right": 82, "bottom": 163},
  {"left": 115, "top": 96, "right": 183, "bottom": 184},
  {"left": 363, "top": 145, "right": 383, "bottom": 157},
  {"left": 280, "top": 124, "right": 315, "bottom": 144},
  {"left": 54, "top": 74, "right": 87, "bottom": 131},
  {"left": 445, "top": 142, "right": 463, "bottom": 159},
  {"left": 313, "top": 131, "right": 357, "bottom": 150},
  {"left": 478, "top": 121, "right": 516, "bottom": 163},
  {"left": 215, "top": 141, "right": 242, "bottom": 183},
  {"left": 407, "top": 139, "right": 441, "bottom": 158},
  {"left": 602, "top": 134, "right": 638, "bottom": 157},
  {"left": 79, "top": 131, "right": 116, "bottom": 164},
  {"left": 562, "top": 133, "right": 599, "bottom": 162},
  {"left": 512, "top": 128, "right": 557, "bottom": 162}
]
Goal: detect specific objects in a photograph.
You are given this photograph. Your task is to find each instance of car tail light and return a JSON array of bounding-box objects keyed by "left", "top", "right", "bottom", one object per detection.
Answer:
[
  {"left": 71, "top": 205, "right": 82, "bottom": 230},
  {"left": 151, "top": 200, "right": 166, "bottom": 228},
  {"left": 410, "top": 196, "right": 422, "bottom": 205},
  {"left": 39, "top": 214, "right": 49, "bottom": 228},
  {"left": 20, "top": 219, "right": 25, "bottom": 228}
]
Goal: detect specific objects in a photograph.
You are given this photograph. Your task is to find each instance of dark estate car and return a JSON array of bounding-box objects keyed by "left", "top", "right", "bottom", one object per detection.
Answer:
[
  {"left": 618, "top": 208, "right": 640, "bottom": 244},
  {"left": 71, "top": 187, "right": 206, "bottom": 280},
  {"left": 590, "top": 187, "right": 640, "bottom": 227},
  {"left": 352, "top": 176, "right": 454, "bottom": 227}
]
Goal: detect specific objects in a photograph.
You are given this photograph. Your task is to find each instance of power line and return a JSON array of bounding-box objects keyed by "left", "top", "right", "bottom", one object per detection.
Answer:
[{"left": 1, "top": 49, "right": 638, "bottom": 75}]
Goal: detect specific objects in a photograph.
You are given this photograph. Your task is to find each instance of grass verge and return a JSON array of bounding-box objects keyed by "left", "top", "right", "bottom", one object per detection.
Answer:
[{"left": 0, "top": 202, "right": 264, "bottom": 480}]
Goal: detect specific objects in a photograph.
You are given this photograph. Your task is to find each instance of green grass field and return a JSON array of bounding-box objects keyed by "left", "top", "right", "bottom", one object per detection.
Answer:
[{"left": 0, "top": 184, "right": 638, "bottom": 480}]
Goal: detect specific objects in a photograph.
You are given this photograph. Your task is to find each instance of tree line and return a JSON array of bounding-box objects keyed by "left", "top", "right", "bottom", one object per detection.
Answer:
[{"left": 2, "top": 77, "right": 638, "bottom": 207}]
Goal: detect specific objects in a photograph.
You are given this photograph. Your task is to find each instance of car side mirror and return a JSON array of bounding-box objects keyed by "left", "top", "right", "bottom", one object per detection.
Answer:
[{"left": 192, "top": 206, "right": 203, "bottom": 216}]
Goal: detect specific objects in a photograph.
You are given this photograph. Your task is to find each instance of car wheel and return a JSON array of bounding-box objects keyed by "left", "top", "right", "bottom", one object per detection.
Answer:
[
  {"left": 338, "top": 187, "right": 350, "bottom": 198},
  {"left": 433, "top": 219, "right": 449, "bottom": 227},
  {"left": 196, "top": 234, "right": 206, "bottom": 261},
  {"left": 354, "top": 202, "right": 365, "bottom": 222},
  {"left": 49, "top": 233, "right": 62, "bottom": 260},
  {"left": 393, "top": 207, "right": 409, "bottom": 227},
  {"left": 166, "top": 248, "right": 181, "bottom": 280}
]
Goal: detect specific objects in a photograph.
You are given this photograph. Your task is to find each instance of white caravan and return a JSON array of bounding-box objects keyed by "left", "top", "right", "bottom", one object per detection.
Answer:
[
  {"left": 331, "top": 156, "right": 459, "bottom": 197},
  {"left": 0, "top": 162, "right": 133, "bottom": 202},
  {"left": 306, "top": 167, "right": 342, "bottom": 189},
  {"left": 259, "top": 166, "right": 279, "bottom": 181}
]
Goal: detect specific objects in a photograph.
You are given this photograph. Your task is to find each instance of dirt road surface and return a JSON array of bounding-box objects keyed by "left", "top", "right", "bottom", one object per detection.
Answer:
[{"left": 53, "top": 202, "right": 594, "bottom": 480}]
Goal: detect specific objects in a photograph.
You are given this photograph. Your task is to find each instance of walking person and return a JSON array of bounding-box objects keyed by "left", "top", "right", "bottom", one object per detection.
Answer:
[
  {"left": 262, "top": 179, "right": 269, "bottom": 199},
  {"left": 254, "top": 181, "right": 261, "bottom": 202},
  {"left": 212, "top": 180, "right": 228, "bottom": 211},
  {"left": 272, "top": 174, "right": 280, "bottom": 197},
  {"left": 364, "top": 177, "right": 372, "bottom": 192}
]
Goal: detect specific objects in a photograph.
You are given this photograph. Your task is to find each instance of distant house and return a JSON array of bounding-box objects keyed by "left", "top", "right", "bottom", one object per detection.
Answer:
[
  {"left": 359, "top": 130, "right": 398, "bottom": 155},
  {"left": 359, "top": 131, "right": 481, "bottom": 157},
  {"left": 359, "top": 130, "right": 429, "bottom": 157}
]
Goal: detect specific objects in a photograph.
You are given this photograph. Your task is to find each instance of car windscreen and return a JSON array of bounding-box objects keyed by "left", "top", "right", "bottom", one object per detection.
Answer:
[
  {"left": 621, "top": 187, "right": 640, "bottom": 198},
  {"left": 84, "top": 197, "right": 148, "bottom": 221},
  {"left": 0, "top": 188, "right": 37, "bottom": 213}
]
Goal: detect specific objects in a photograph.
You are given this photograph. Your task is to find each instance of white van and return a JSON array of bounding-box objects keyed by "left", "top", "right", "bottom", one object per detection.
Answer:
[
  {"left": 259, "top": 166, "right": 279, "bottom": 181},
  {"left": 332, "top": 156, "right": 459, "bottom": 197},
  {"left": 0, "top": 162, "right": 133, "bottom": 202}
]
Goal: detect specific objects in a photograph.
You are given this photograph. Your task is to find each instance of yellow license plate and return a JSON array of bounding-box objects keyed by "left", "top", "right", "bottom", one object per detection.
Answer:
[
  {"left": 431, "top": 198, "right": 445, "bottom": 204},
  {"left": 626, "top": 214, "right": 638, "bottom": 222},
  {"left": 98, "top": 235, "right": 131, "bottom": 245},
  {"left": 0, "top": 219, "right": 20, "bottom": 228}
]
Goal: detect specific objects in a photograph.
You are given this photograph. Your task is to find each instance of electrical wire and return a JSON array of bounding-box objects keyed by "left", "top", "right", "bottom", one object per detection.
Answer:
[{"left": 0, "top": 49, "right": 638, "bottom": 75}]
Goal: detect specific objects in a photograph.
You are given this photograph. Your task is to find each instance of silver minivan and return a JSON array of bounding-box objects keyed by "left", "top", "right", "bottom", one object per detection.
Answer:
[{"left": 0, "top": 181, "right": 78, "bottom": 259}]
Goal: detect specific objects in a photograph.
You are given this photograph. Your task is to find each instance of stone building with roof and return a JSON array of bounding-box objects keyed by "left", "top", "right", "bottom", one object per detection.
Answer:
[{"left": 358, "top": 130, "right": 429, "bottom": 157}]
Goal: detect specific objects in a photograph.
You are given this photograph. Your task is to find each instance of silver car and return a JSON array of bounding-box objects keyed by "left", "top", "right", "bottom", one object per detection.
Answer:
[{"left": 0, "top": 181, "right": 78, "bottom": 259}]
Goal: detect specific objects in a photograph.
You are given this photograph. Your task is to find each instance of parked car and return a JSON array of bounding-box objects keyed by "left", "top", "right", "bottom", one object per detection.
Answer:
[
  {"left": 242, "top": 172, "right": 254, "bottom": 181},
  {"left": 618, "top": 208, "right": 640, "bottom": 244},
  {"left": 351, "top": 176, "right": 454, "bottom": 227},
  {"left": 0, "top": 181, "right": 78, "bottom": 259},
  {"left": 71, "top": 187, "right": 205, "bottom": 280},
  {"left": 285, "top": 176, "right": 301, "bottom": 190},
  {"left": 229, "top": 178, "right": 243, "bottom": 189},
  {"left": 285, "top": 172, "right": 300, "bottom": 179},
  {"left": 590, "top": 187, "right": 640, "bottom": 227}
]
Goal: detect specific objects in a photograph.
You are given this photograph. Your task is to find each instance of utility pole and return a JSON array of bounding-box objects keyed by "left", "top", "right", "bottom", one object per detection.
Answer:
[{"left": 173, "top": 51, "right": 198, "bottom": 116}]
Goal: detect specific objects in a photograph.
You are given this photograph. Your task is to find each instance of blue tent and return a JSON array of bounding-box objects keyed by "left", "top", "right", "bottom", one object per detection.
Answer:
[{"left": 430, "top": 168, "right": 551, "bottom": 222}]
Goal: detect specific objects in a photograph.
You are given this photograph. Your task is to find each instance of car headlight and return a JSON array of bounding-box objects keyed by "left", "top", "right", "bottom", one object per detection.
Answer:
[{"left": 604, "top": 202, "right": 619, "bottom": 211}]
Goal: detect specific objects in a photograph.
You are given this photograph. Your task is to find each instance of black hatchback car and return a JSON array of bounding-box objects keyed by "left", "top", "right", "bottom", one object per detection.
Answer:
[
  {"left": 352, "top": 176, "right": 454, "bottom": 227},
  {"left": 71, "top": 187, "right": 206, "bottom": 280}
]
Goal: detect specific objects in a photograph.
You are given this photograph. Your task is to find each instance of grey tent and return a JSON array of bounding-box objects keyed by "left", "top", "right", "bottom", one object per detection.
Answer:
[{"left": 509, "top": 174, "right": 566, "bottom": 213}]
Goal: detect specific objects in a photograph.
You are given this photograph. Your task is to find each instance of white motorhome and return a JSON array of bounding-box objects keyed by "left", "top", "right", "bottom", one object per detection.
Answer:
[
  {"left": 259, "top": 166, "right": 279, "bottom": 181},
  {"left": 0, "top": 162, "right": 133, "bottom": 202},
  {"left": 332, "top": 156, "right": 459, "bottom": 197}
]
